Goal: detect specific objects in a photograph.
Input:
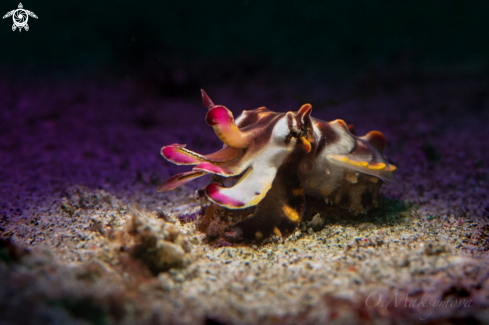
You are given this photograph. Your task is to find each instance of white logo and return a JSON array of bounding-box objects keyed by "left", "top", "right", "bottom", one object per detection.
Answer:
[{"left": 3, "top": 3, "right": 37, "bottom": 32}]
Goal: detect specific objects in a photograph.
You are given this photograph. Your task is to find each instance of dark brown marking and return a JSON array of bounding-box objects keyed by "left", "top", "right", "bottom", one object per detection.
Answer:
[
  {"left": 246, "top": 114, "right": 285, "bottom": 148},
  {"left": 315, "top": 122, "right": 340, "bottom": 157},
  {"left": 233, "top": 144, "right": 306, "bottom": 240},
  {"left": 237, "top": 109, "right": 281, "bottom": 130},
  {"left": 286, "top": 112, "right": 294, "bottom": 131},
  {"left": 365, "top": 130, "right": 386, "bottom": 151},
  {"left": 348, "top": 124, "right": 357, "bottom": 135},
  {"left": 284, "top": 134, "right": 292, "bottom": 145}
]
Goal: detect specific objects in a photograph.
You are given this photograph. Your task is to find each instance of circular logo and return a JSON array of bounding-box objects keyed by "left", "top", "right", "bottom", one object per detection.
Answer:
[
  {"left": 13, "top": 9, "right": 28, "bottom": 28},
  {"left": 3, "top": 3, "right": 38, "bottom": 32}
]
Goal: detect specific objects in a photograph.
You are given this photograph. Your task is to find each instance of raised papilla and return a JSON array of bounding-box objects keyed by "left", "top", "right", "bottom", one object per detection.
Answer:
[{"left": 158, "top": 90, "right": 397, "bottom": 240}]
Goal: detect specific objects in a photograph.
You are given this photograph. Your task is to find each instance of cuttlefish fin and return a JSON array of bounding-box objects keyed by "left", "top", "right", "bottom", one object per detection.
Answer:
[{"left": 327, "top": 154, "right": 397, "bottom": 183}]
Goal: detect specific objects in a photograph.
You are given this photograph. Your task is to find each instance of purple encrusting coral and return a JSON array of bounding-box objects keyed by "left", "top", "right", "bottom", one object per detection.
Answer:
[{"left": 0, "top": 74, "right": 489, "bottom": 324}]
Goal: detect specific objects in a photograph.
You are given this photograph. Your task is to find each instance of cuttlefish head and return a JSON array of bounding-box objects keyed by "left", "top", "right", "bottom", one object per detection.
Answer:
[
  {"left": 158, "top": 91, "right": 314, "bottom": 212},
  {"left": 198, "top": 91, "right": 314, "bottom": 210}
]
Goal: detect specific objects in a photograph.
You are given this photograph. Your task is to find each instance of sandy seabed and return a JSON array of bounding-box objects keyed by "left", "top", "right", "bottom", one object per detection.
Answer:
[{"left": 0, "top": 74, "right": 488, "bottom": 324}]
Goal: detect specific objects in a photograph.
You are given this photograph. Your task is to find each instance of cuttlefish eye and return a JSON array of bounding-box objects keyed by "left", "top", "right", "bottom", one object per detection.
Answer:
[{"left": 290, "top": 128, "right": 301, "bottom": 138}]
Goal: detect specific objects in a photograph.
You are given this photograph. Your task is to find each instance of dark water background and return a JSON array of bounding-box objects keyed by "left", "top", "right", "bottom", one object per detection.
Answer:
[{"left": 1, "top": 0, "right": 488, "bottom": 84}]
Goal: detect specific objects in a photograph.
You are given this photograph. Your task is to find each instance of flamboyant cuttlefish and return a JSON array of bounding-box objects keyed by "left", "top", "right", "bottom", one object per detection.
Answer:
[{"left": 158, "top": 90, "right": 397, "bottom": 240}]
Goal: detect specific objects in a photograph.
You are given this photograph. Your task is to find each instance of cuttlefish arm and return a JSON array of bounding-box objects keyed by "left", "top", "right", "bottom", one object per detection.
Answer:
[
  {"left": 157, "top": 143, "right": 244, "bottom": 192},
  {"left": 161, "top": 143, "right": 242, "bottom": 166},
  {"left": 204, "top": 165, "right": 275, "bottom": 209},
  {"left": 156, "top": 170, "right": 207, "bottom": 192},
  {"left": 201, "top": 89, "right": 256, "bottom": 149}
]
